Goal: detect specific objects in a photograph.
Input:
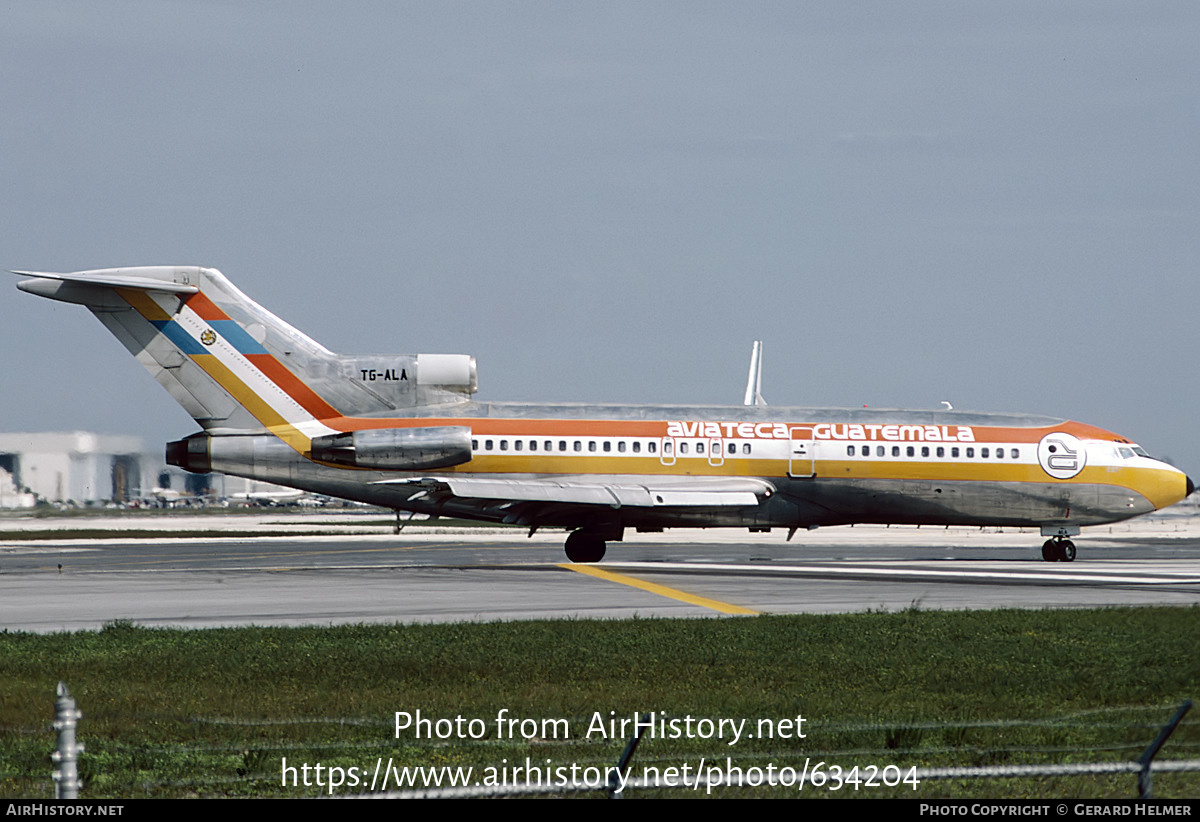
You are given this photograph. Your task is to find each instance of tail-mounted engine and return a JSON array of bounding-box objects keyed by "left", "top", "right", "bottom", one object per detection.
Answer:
[
  {"left": 330, "top": 354, "right": 478, "bottom": 412},
  {"left": 165, "top": 433, "right": 212, "bottom": 474},
  {"left": 310, "top": 426, "right": 473, "bottom": 471}
]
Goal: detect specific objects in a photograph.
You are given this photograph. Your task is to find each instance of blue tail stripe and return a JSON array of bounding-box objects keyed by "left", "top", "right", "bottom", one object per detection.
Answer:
[
  {"left": 209, "top": 320, "right": 269, "bottom": 355},
  {"left": 151, "top": 320, "right": 206, "bottom": 355}
]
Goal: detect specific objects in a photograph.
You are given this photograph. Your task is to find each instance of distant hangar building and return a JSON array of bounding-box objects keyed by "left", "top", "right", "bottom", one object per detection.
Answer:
[
  {"left": 0, "top": 431, "right": 300, "bottom": 506},
  {"left": 0, "top": 432, "right": 155, "bottom": 505}
]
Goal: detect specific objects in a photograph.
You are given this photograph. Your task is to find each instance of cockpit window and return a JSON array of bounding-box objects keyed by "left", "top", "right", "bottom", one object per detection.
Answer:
[
  {"left": 1132, "top": 446, "right": 1149, "bottom": 458},
  {"left": 1118, "top": 447, "right": 1135, "bottom": 460}
]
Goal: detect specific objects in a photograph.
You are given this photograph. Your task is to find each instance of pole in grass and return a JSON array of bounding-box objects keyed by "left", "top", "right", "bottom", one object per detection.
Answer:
[{"left": 52, "top": 682, "right": 83, "bottom": 799}]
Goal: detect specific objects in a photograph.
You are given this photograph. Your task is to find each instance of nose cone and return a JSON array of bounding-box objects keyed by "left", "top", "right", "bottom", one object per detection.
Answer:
[{"left": 1131, "top": 464, "right": 1196, "bottom": 511}]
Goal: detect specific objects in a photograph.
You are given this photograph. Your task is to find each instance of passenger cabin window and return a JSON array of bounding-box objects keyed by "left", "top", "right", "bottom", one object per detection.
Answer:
[
  {"left": 649, "top": 442, "right": 657, "bottom": 454},
  {"left": 743, "top": 444, "right": 751, "bottom": 455},
  {"left": 603, "top": 441, "right": 611, "bottom": 452},
  {"left": 664, "top": 442, "right": 672, "bottom": 455},
  {"left": 696, "top": 442, "right": 705, "bottom": 454},
  {"left": 558, "top": 441, "right": 566, "bottom": 451},
  {"left": 847, "top": 445, "right": 856, "bottom": 456},
  {"left": 485, "top": 439, "right": 494, "bottom": 450},
  {"left": 472, "top": 439, "right": 478, "bottom": 450},
  {"left": 500, "top": 440, "right": 509, "bottom": 451},
  {"left": 936, "top": 447, "right": 944, "bottom": 458},
  {"left": 574, "top": 441, "right": 582, "bottom": 452},
  {"left": 588, "top": 441, "right": 597, "bottom": 452},
  {"left": 680, "top": 442, "right": 689, "bottom": 454},
  {"left": 981, "top": 447, "right": 989, "bottom": 458},
  {"left": 728, "top": 443, "right": 736, "bottom": 454},
  {"left": 1011, "top": 448, "right": 1018, "bottom": 459},
  {"left": 892, "top": 446, "right": 900, "bottom": 457},
  {"left": 921, "top": 446, "right": 929, "bottom": 457},
  {"left": 633, "top": 442, "right": 641, "bottom": 453},
  {"left": 514, "top": 440, "right": 522, "bottom": 451},
  {"left": 906, "top": 446, "right": 915, "bottom": 457},
  {"left": 618, "top": 442, "right": 626, "bottom": 453},
  {"left": 966, "top": 447, "right": 974, "bottom": 458},
  {"left": 951, "top": 447, "right": 959, "bottom": 458}
]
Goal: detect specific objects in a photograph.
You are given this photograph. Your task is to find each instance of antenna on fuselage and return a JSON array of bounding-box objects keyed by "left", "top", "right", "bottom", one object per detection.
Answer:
[{"left": 743, "top": 341, "right": 766, "bottom": 406}]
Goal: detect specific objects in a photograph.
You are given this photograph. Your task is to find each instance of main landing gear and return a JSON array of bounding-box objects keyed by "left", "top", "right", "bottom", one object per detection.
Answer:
[
  {"left": 564, "top": 530, "right": 607, "bottom": 563},
  {"left": 1041, "top": 537, "right": 1076, "bottom": 563}
]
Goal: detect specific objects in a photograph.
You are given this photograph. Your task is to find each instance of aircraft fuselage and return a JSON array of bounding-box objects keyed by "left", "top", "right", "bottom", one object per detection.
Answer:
[
  {"left": 15, "top": 266, "right": 1192, "bottom": 564},
  {"left": 167, "top": 400, "right": 1186, "bottom": 534}
]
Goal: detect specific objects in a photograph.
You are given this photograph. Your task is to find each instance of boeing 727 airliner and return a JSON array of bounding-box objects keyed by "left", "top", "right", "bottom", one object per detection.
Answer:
[{"left": 14, "top": 266, "right": 1193, "bottom": 562}]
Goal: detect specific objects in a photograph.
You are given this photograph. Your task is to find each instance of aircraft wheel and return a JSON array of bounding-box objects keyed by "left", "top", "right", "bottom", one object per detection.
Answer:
[
  {"left": 1041, "top": 539, "right": 1059, "bottom": 562},
  {"left": 1059, "top": 540, "right": 1076, "bottom": 562},
  {"left": 565, "top": 531, "right": 606, "bottom": 563}
]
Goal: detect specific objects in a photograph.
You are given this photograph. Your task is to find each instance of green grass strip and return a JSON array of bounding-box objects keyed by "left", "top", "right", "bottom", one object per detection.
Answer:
[{"left": 1, "top": 606, "right": 1197, "bottom": 798}]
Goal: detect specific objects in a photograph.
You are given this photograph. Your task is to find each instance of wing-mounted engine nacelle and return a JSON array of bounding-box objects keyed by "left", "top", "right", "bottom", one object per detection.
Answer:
[{"left": 310, "top": 426, "right": 473, "bottom": 471}]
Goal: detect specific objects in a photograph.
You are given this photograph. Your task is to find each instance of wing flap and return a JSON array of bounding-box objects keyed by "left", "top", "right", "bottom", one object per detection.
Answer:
[{"left": 377, "top": 475, "right": 773, "bottom": 508}]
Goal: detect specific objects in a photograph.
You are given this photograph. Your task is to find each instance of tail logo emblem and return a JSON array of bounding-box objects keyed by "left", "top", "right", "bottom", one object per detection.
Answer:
[{"left": 200, "top": 329, "right": 217, "bottom": 346}]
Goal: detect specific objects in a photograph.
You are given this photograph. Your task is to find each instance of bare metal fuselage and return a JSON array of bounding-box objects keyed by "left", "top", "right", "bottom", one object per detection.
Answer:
[
  {"left": 182, "top": 401, "right": 1170, "bottom": 533},
  {"left": 15, "top": 266, "right": 1191, "bottom": 561}
]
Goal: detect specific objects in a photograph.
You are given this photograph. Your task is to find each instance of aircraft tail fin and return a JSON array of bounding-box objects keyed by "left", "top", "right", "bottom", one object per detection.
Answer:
[
  {"left": 15, "top": 267, "right": 477, "bottom": 447},
  {"left": 743, "top": 340, "right": 766, "bottom": 406}
]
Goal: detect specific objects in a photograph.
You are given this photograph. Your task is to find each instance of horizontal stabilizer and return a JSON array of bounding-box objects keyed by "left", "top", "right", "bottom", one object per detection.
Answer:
[{"left": 13, "top": 268, "right": 200, "bottom": 295}]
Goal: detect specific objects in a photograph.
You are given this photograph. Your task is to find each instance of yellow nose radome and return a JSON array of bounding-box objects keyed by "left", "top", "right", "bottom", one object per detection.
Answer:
[{"left": 1134, "top": 465, "right": 1195, "bottom": 511}]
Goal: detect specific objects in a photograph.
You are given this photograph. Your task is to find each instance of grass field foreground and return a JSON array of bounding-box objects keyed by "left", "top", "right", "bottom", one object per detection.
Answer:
[{"left": 1, "top": 606, "right": 1197, "bottom": 798}]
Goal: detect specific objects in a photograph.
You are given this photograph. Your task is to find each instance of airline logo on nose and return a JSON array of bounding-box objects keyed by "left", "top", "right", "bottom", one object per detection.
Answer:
[{"left": 1037, "top": 433, "right": 1085, "bottom": 479}]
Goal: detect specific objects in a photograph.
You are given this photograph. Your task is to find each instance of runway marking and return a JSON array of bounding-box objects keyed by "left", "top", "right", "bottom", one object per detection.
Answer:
[
  {"left": 598, "top": 561, "right": 1200, "bottom": 586},
  {"left": 560, "top": 564, "right": 759, "bottom": 615},
  {"left": 19, "top": 542, "right": 521, "bottom": 572}
]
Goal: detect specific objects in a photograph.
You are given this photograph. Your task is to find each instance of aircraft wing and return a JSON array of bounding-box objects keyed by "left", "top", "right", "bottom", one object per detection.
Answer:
[{"left": 376, "top": 475, "right": 775, "bottom": 508}]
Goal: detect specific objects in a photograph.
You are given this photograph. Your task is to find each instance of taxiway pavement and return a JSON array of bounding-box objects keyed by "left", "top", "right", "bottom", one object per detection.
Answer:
[{"left": 2, "top": 512, "right": 1198, "bottom": 632}]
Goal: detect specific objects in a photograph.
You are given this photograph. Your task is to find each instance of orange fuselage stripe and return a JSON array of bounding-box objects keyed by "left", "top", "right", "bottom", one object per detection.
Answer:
[{"left": 118, "top": 286, "right": 1185, "bottom": 509}]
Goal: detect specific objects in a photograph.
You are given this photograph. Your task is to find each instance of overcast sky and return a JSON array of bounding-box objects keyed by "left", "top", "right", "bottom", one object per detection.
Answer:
[{"left": 3, "top": 2, "right": 1198, "bottom": 471}]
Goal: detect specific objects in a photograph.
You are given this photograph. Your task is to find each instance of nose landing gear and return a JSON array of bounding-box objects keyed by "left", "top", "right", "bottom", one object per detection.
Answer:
[
  {"left": 1040, "top": 525, "right": 1080, "bottom": 563},
  {"left": 1041, "top": 537, "right": 1076, "bottom": 562}
]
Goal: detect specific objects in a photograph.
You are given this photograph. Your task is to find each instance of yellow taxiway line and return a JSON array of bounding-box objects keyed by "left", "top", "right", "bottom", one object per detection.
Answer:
[{"left": 560, "top": 564, "right": 758, "bottom": 615}]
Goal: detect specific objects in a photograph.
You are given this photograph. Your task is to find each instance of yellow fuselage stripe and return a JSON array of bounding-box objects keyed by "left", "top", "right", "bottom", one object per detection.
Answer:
[
  {"left": 561, "top": 564, "right": 759, "bottom": 615},
  {"left": 113, "top": 286, "right": 1187, "bottom": 512},
  {"left": 458, "top": 455, "right": 1178, "bottom": 489}
]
